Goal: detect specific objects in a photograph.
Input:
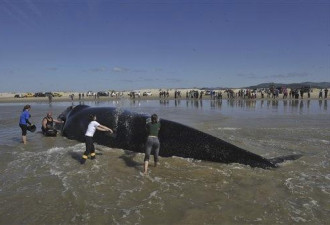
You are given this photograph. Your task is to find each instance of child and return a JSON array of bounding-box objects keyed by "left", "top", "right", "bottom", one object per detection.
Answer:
[{"left": 81, "top": 114, "right": 113, "bottom": 164}]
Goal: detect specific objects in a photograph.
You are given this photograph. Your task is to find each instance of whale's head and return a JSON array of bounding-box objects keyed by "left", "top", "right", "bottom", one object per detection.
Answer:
[
  {"left": 57, "top": 105, "right": 90, "bottom": 123},
  {"left": 57, "top": 106, "right": 73, "bottom": 123}
]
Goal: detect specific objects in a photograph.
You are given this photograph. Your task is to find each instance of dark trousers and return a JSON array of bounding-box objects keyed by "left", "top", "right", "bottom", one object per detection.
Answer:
[
  {"left": 144, "top": 136, "right": 160, "bottom": 162},
  {"left": 83, "top": 136, "right": 95, "bottom": 158}
]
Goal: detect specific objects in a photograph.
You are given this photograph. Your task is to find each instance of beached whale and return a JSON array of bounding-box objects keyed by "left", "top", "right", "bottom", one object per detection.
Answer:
[{"left": 58, "top": 105, "right": 301, "bottom": 168}]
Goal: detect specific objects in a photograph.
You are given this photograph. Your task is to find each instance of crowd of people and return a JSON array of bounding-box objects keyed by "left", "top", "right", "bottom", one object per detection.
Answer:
[
  {"left": 177, "top": 88, "right": 329, "bottom": 100},
  {"left": 39, "top": 88, "right": 330, "bottom": 103}
]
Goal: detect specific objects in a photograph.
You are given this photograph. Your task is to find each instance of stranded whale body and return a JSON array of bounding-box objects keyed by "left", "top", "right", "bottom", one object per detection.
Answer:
[{"left": 58, "top": 105, "right": 301, "bottom": 169}]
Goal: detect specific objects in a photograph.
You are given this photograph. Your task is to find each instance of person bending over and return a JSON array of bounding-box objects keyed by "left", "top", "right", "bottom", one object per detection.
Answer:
[
  {"left": 19, "top": 105, "right": 33, "bottom": 144},
  {"left": 144, "top": 114, "right": 161, "bottom": 174},
  {"left": 41, "top": 112, "right": 63, "bottom": 134},
  {"left": 81, "top": 114, "right": 113, "bottom": 164}
]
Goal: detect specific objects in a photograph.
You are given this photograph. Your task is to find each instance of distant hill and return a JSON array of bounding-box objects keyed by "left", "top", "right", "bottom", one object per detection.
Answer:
[
  {"left": 246, "top": 82, "right": 330, "bottom": 89},
  {"left": 201, "top": 82, "right": 330, "bottom": 90}
]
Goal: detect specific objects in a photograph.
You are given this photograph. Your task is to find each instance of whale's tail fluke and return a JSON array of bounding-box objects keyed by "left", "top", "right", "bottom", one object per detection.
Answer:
[{"left": 269, "top": 154, "right": 303, "bottom": 165}]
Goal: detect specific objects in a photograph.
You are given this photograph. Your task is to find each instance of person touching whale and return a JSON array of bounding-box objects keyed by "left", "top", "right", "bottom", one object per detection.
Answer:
[
  {"left": 144, "top": 114, "right": 161, "bottom": 174},
  {"left": 41, "top": 112, "right": 63, "bottom": 136},
  {"left": 81, "top": 114, "right": 113, "bottom": 164}
]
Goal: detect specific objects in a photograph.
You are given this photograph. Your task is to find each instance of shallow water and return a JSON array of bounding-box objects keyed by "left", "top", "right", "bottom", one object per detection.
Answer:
[{"left": 0, "top": 99, "right": 329, "bottom": 225}]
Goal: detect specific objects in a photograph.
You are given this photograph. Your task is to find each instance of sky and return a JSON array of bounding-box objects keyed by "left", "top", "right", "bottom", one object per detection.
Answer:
[{"left": 0, "top": 0, "right": 329, "bottom": 92}]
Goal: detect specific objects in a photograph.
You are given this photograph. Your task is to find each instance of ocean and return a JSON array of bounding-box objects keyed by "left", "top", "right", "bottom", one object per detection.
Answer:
[{"left": 0, "top": 99, "right": 329, "bottom": 225}]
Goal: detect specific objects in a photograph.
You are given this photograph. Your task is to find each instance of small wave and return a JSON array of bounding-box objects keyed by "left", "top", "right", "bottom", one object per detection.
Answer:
[
  {"left": 291, "top": 217, "right": 307, "bottom": 223},
  {"left": 216, "top": 127, "right": 240, "bottom": 131},
  {"left": 148, "top": 190, "right": 159, "bottom": 199},
  {"left": 284, "top": 178, "right": 295, "bottom": 193},
  {"left": 325, "top": 174, "right": 330, "bottom": 180},
  {"left": 320, "top": 140, "right": 330, "bottom": 144},
  {"left": 171, "top": 156, "right": 201, "bottom": 163},
  {"left": 303, "top": 199, "right": 319, "bottom": 209},
  {"left": 49, "top": 168, "right": 62, "bottom": 176},
  {"left": 47, "top": 147, "right": 66, "bottom": 154},
  {"left": 215, "top": 169, "right": 231, "bottom": 177},
  {"left": 321, "top": 186, "right": 330, "bottom": 195}
]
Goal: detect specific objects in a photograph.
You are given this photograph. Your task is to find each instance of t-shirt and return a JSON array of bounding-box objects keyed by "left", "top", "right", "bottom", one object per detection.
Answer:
[
  {"left": 85, "top": 121, "right": 100, "bottom": 137},
  {"left": 146, "top": 122, "right": 161, "bottom": 137},
  {"left": 19, "top": 110, "right": 30, "bottom": 125}
]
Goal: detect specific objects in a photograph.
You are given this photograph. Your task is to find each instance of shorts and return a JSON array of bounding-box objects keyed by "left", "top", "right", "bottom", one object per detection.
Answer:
[{"left": 19, "top": 124, "right": 27, "bottom": 136}]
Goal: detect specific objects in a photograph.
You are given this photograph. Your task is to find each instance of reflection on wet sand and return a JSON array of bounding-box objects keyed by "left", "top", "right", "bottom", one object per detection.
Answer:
[
  {"left": 78, "top": 98, "right": 328, "bottom": 112},
  {"left": 172, "top": 99, "right": 328, "bottom": 111}
]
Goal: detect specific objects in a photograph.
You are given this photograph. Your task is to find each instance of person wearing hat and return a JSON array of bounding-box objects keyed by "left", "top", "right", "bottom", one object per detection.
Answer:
[
  {"left": 19, "top": 104, "right": 33, "bottom": 144},
  {"left": 81, "top": 114, "right": 113, "bottom": 164}
]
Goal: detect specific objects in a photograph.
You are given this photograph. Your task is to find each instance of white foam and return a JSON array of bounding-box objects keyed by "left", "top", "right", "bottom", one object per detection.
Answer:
[
  {"left": 284, "top": 178, "right": 295, "bottom": 193},
  {"left": 171, "top": 156, "right": 202, "bottom": 163},
  {"left": 303, "top": 199, "right": 319, "bottom": 209},
  {"left": 291, "top": 217, "right": 307, "bottom": 223},
  {"left": 49, "top": 168, "right": 62, "bottom": 176},
  {"left": 216, "top": 127, "right": 240, "bottom": 131},
  {"left": 121, "top": 209, "right": 131, "bottom": 218},
  {"left": 148, "top": 190, "right": 158, "bottom": 199},
  {"left": 320, "top": 140, "right": 330, "bottom": 144},
  {"left": 47, "top": 147, "right": 65, "bottom": 154},
  {"left": 321, "top": 187, "right": 330, "bottom": 195},
  {"left": 215, "top": 169, "right": 231, "bottom": 177},
  {"left": 325, "top": 174, "right": 330, "bottom": 180}
]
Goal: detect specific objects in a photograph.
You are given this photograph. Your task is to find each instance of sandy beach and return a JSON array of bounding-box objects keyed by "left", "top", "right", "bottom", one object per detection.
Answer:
[{"left": 0, "top": 88, "right": 327, "bottom": 103}]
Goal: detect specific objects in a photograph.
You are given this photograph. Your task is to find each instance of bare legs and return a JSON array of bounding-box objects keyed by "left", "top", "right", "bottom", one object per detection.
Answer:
[
  {"left": 22, "top": 135, "right": 27, "bottom": 144},
  {"left": 144, "top": 161, "right": 149, "bottom": 174},
  {"left": 143, "top": 161, "right": 158, "bottom": 174}
]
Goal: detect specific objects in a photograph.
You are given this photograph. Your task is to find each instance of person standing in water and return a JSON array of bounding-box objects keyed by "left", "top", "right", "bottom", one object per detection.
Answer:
[
  {"left": 144, "top": 114, "right": 161, "bottom": 174},
  {"left": 19, "top": 105, "right": 33, "bottom": 144},
  {"left": 81, "top": 114, "right": 113, "bottom": 164}
]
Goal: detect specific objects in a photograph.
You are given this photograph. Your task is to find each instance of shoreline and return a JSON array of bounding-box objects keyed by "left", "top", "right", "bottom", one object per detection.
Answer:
[
  {"left": 0, "top": 95, "right": 327, "bottom": 104},
  {"left": 0, "top": 88, "right": 328, "bottom": 103}
]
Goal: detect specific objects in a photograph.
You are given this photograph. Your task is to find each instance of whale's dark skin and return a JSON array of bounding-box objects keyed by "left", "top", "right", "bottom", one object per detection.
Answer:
[{"left": 58, "top": 105, "right": 301, "bottom": 169}]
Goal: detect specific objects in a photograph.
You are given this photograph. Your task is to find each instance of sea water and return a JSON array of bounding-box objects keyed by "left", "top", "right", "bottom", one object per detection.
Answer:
[{"left": 0, "top": 99, "right": 329, "bottom": 224}]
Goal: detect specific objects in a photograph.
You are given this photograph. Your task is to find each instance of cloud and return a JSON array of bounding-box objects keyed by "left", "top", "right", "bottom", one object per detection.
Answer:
[
  {"left": 89, "top": 67, "right": 106, "bottom": 72},
  {"left": 118, "top": 77, "right": 158, "bottom": 83},
  {"left": 153, "top": 68, "right": 163, "bottom": 72},
  {"left": 112, "top": 66, "right": 148, "bottom": 73},
  {"left": 132, "top": 69, "right": 147, "bottom": 73},
  {"left": 166, "top": 78, "right": 183, "bottom": 83},
  {"left": 273, "top": 72, "right": 309, "bottom": 78},
  {"left": 118, "top": 79, "right": 134, "bottom": 83},
  {"left": 112, "top": 67, "right": 130, "bottom": 73},
  {"left": 236, "top": 72, "right": 310, "bottom": 79},
  {"left": 236, "top": 73, "right": 258, "bottom": 79},
  {"left": 139, "top": 77, "right": 160, "bottom": 82}
]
